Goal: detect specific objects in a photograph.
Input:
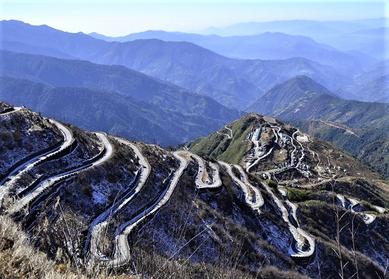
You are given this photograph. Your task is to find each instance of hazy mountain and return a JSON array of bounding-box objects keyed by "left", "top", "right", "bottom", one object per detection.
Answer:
[
  {"left": 0, "top": 52, "right": 240, "bottom": 145},
  {"left": 0, "top": 50, "right": 238, "bottom": 119},
  {"left": 202, "top": 18, "right": 387, "bottom": 38},
  {"left": 248, "top": 75, "right": 336, "bottom": 116},
  {"left": 248, "top": 76, "right": 389, "bottom": 177},
  {"left": 89, "top": 30, "right": 375, "bottom": 74},
  {"left": 323, "top": 27, "right": 388, "bottom": 59},
  {"left": 0, "top": 40, "right": 75, "bottom": 59},
  {"left": 0, "top": 20, "right": 350, "bottom": 109},
  {"left": 342, "top": 75, "right": 389, "bottom": 103},
  {"left": 86, "top": 39, "right": 347, "bottom": 109},
  {"left": 0, "top": 20, "right": 108, "bottom": 59},
  {"left": 339, "top": 60, "right": 389, "bottom": 103},
  {"left": 248, "top": 76, "right": 388, "bottom": 131},
  {"left": 0, "top": 77, "right": 205, "bottom": 146},
  {"left": 202, "top": 18, "right": 388, "bottom": 59},
  {"left": 1, "top": 104, "right": 387, "bottom": 278},
  {"left": 88, "top": 31, "right": 114, "bottom": 41}
]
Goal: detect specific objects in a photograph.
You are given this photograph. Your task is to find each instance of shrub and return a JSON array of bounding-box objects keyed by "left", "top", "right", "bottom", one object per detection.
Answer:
[
  {"left": 287, "top": 188, "right": 311, "bottom": 202},
  {"left": 81, "top": 183, "right": 93, "bottom": 197},
  {"left": 267, "top": 179, "right": 278, "bottom": 189}
]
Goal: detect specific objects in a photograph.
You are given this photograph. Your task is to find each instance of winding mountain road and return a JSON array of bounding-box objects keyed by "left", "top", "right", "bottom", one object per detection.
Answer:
[
  {"left": 292, "top": 130, "right": 306, "bottom": 169},
  {"left": 88, "top": 138, "right": 151, "bottom": 261},
  {"left": 318, "top": 120, "right": 359, "bottom": 138},
  {"left": 0, "top": 120, "right": 74, "bottom": 206},
  {"left": 270, "top": 125, "right": 281, "bottom": 144},
  {"left": 219, "top": 161, "right": 264, "bottom": 212},
  {"left": 239, "top": 124, "right": 315, "bottom": 259},
  {"left": 373, "top": 205, "right": 386, "bottom": 214},
  {"left": 246, "top": 147, "right": 274, "bottom": 173},
  {"left": 305, "top": 141, "right": 321, "bottom": 171},
  {"left": 261, "top": 181, "right": 315, "bottom": 258},
  {"left": 286, "top": 200, "right": 299, "bottom": 226},
  {"left": 336, "top": 194, "right": 380, "bottom": 225},
  {"left": 177, "top": 151, "right": 222, "bottom": 189},
  {"left": 224, "top": 126, "right": 233, "bottom": 139},
  {"left": 0, "top": 106, "right": 22, "bottom": 116},
  {"left": 246, "top": 126, "right": 275, "bottom": 173},
  {"left": 7, "top": 132, "right": 113, "bottom": 214},
  {"left": 96, "top": 151, "right": 188, "bottom": 267},
  {"left": 216, "top": 125, "right": 233, "bottom": 139}
]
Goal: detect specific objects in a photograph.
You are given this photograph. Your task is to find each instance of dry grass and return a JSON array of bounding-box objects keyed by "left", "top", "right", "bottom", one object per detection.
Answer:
[
  {"left": 131, "top": 247, "right": 255, "bottom": 279},
  {"left": 130, "top": 247, "right": 307, "bottom": 279},
  {"left": 0, "top": 215, "right": 302, "bottom": 279},
  {"left": 0, "top": 215, "right": 134, "bottom": 279},
  {"left": 0, "top": 215, "right": 77, "bottom": 279}
]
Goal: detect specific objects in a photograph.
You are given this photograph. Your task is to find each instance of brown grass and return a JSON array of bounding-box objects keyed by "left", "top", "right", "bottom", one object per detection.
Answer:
[{"left": 0, "top": 215, "right": 135, "bottom": 279}]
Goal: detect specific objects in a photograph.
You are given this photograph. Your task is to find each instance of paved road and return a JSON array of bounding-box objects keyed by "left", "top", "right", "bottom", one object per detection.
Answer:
[
  {"left": 216, "top": 125, "right": 233, "bottom": 139},
  {"left": 318, "top": 120, "right": 359, "bottom": 138},
  {"left": 176, "top": 150, "right": 222, "bottom": 189},
  {"left": 292, "top": 130, "right": 306, "bottom": 169},
  {"left": 260, "top": 180, "right": 315, "bottom": 258},
  {"left": 336, "top": 194, "right": 381, "bottom": 225},
  {"left": 7, "top": 132, "right": 113, "bottom": 214},
  {"left": 224, "top": 126, "right": 233, "bottom": 139},
  {"left": 288, "top": 133, "right": 297, "bottom": 167},
  {"left": 0, "top": 120, "right": 74, "bottom": 206},
  {"left": 270, "top": 125, "right": 281, "bottom": 144},
  {"left": 286, "top": 200, "right": 299, "bottom": 226},
  {"left": 88, "top": 138, "right": 151, "bottom": 262},
  {"left": 241, "top": 123, "right": 315, "bottom": 259},
  {"left": 0, "top": 106, "right": 22, "bottom": 116},
  {"left": 373, "top": 205, "right": 386, "bottom": 214},
  {"left": 98, "top": 151, "right": 189, "bottom": 267},
  {"left": 219, "top": 161, "right": 264, "bottom": 211},
  {"left": 305, "top": 142, "right": 321, "bottom": 170},
  {"left": 246, "top": 126, "right": 275, "bottom": 173},
  {"left": 246, "top": 147, "right": 274, "bottom": 173}
]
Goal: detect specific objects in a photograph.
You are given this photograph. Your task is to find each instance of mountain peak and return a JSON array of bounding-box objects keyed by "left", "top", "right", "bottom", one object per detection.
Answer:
[
  {"left": 247, "top": 76, "right": 335, "bottom": 116},
  {"left": 277, "top": 75, "right": 333, "bottom": 94}
]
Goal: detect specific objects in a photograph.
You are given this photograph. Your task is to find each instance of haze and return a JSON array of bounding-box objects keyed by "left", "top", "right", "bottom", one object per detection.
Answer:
[{"left": 0, "top": 0, "right": 386, "bottom": 36}]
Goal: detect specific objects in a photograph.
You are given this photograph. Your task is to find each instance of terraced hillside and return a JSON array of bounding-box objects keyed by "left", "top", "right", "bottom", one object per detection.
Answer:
[{"left": 0, "top": 103, "right": 388, "bottom": 278}]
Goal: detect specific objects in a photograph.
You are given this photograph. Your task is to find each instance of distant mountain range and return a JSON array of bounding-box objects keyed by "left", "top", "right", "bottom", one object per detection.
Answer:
[
  {"left": 89, "top": 30, "right": 376, "bottom": 75},
  {"left": 0, "top": 20, "right": 387, "bottom": 175},
  {"left": 339, "top": 60, "right": 389, "bottom": 103},
  {"left": 1, "top": 20, "right": 352, "bottom": 109},
  {"left": 0, "top": 51, "right": 240, "bottom": 146},
  {"left": 201, "top": 18, "right": 388, "bottom": 59},
  {"left": 248, "top": 76, "right": 389, "bottom": 177},
  {"left": 202, "top": 18, "right": 388, "bottom": 37},
  {"left": 249, "top": 76, "right": 388, "bottom": 127}
]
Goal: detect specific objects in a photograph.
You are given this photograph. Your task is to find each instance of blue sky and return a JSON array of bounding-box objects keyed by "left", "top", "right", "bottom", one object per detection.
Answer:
[{"left": 0, "top": 0, "right": 387, "bottom": 35}]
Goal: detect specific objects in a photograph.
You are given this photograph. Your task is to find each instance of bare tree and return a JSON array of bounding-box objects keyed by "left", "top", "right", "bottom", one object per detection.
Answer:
[
  {"left": 349, "top": 204, "right": 359, "bottom": 279},
  {"left": 331, "top": 180, "right": 349, "bottom": 279}
]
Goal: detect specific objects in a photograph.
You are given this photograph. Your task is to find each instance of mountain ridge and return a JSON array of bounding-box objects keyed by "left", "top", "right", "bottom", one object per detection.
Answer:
[
  {"left": 248, "top": 76, "right": 389, "bottom": 178},
  {"left": 0, "top": 20, "right": 351, "bottom": 109},
  {"left": 88, "top": 29, "right": 375, "bottom": 74},
  {"left": 0, "top": 51, "right": 240, "bottom": 146}
]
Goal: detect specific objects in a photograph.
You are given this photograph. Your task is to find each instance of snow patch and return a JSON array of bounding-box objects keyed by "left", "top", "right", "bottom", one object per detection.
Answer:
[{"left": 93, "top": 191, "right": 108, "bottom": 205}]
